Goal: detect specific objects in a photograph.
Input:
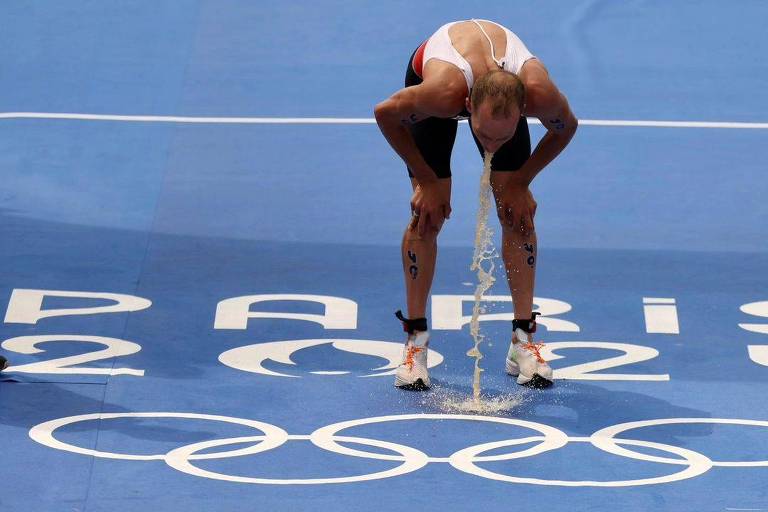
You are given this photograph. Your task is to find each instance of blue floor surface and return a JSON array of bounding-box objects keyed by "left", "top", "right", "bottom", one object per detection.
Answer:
[{"left": 2, "top": 2, "right": 767, "bottom": 511}]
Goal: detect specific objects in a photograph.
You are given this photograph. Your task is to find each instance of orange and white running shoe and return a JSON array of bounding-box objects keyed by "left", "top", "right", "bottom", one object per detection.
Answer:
[
  {"left": 505, "top": 314, "right": 553, "bottom": 388},
  {"left": 394, "top": 310, "right": 430, "bottom": 390}
]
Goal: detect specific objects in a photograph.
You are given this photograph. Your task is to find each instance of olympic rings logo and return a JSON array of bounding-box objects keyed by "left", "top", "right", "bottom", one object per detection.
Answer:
[{"left": 29, "top": 413, "right": 768, "bottom": 487}]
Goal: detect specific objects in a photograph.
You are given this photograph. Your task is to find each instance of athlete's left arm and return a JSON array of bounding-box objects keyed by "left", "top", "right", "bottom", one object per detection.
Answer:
[{"left": 517, "top": 61, "right": 578, "bottom": 186}]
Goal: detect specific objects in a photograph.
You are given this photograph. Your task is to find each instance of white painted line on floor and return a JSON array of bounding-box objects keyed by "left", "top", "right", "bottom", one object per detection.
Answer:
[{"left": 2, "top": 112, "right": 768, "bottom": 129}]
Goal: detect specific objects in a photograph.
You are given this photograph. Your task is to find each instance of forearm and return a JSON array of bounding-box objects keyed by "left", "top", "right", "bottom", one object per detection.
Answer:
[
  {"left": 517, "top": 125, "right": 577, "bottom": 185},
  {"left": 374, "top": 105, "right": 438, "bottom": 183}
]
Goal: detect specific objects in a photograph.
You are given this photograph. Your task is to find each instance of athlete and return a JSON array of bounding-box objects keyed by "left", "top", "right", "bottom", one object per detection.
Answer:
[{"left": 374, "top": 19, "right": 577, "bottom": 390}]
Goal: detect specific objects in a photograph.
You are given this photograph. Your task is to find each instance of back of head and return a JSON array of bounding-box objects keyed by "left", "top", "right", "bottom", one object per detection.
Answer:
[{"left": 470, "top": 70, "right": 525, "bottom": 118}]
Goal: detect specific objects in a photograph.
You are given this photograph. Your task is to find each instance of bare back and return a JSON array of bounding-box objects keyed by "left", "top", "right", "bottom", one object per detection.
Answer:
[{"left": 423, "top": 21, "right": 511, "bottom": 95}]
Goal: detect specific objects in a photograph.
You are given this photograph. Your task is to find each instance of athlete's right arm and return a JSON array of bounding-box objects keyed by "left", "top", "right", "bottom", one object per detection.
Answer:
[{"left": 374, "top": 84, "right": 461, "bottom": 184}]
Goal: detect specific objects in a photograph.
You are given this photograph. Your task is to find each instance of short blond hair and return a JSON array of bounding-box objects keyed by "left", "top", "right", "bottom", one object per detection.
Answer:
[{"left": 470, "top": 70, "right": 525, "bottom": 118}]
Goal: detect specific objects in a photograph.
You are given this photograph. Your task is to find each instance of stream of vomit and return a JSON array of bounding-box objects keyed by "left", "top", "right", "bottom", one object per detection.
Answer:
[
  {"left": 428, "top": 153, "right": 521, "bottom": 415},
  {"left": 467, "top": 153, "right": 496, "bottom": 403}
]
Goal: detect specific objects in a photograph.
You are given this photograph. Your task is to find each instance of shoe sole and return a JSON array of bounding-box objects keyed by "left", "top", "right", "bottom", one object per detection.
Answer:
[
  {"left": 507, "top": 360, "right": 553, "bottom": 389},
  {"left": 520, "top": 374, "right": 553, "bottom": 389},
  {"left": 395, "top": 378, "right": 430, "bottom": 391}
]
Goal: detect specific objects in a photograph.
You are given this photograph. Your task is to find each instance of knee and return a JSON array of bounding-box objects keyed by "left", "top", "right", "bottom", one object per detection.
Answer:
[
  {"left": 500, "top": 223, "right": 536, "bottom": 240},
  {"left": 406, "top": 221, "right": 442, "bottom": 242}
]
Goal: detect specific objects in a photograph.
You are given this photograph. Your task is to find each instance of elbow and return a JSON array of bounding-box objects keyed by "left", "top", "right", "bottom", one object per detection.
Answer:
[
  {"left": 565, "top": 114, "right": 578, "bottom": 139},
  {"left": 374, "top": 100, "right": 393, "bottom": 124},
  {"left": 571, "top": 116, "right": 579, "bottom": 137}
]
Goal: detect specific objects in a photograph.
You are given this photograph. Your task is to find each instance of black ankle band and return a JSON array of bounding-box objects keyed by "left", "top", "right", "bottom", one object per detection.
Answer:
[
  {"left": 395, "top": 310, "right": 428, "bottom": 334},
  {"left": 512, "top": 312, "right": 540, "bottom": 333}
]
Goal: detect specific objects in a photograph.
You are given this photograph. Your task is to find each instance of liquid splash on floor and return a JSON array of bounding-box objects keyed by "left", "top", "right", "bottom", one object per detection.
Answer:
[{"left": 419, "top": 385, "right": 526, "bottom": 415}]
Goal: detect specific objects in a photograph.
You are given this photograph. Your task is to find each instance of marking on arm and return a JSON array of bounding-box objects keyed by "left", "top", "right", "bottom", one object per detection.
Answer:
[{"left": 548, "top": 117, "right": 566, "bottom": 131}]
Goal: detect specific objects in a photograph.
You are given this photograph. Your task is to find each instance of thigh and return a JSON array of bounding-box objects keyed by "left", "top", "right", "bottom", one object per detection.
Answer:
[
  {"left": 408, "top": 117, "right": 458, "bottom": 179},
  {"left": 489, "top": 171, "right": 523, "bottom": 203},
  {"left": 404, "top": 46, "right": 458, "bottom": 179}
]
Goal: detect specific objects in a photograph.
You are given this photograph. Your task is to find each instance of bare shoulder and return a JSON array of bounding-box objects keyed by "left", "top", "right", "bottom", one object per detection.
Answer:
[
  {"left": 520, "top": 60, "right": 577, "bottom": 132},
  {"left": 520, "top": 60, "right": 558, "bottom": 114},
  {"left": 419, "top": 59, "right": 469, "bottom": 116}
]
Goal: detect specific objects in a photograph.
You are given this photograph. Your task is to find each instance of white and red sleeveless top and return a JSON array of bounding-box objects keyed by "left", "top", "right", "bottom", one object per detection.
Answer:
[{"left": 412, "top": 19, "right": 536, "bottom": 91}]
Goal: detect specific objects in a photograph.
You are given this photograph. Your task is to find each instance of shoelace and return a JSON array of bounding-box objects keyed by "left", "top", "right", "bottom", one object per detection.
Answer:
[
  {"left": 404, "top": 345, "right": 424, "bottom": 371},
  {"left": 521, "top": 342, "right": 546, "bottom": 364}
]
